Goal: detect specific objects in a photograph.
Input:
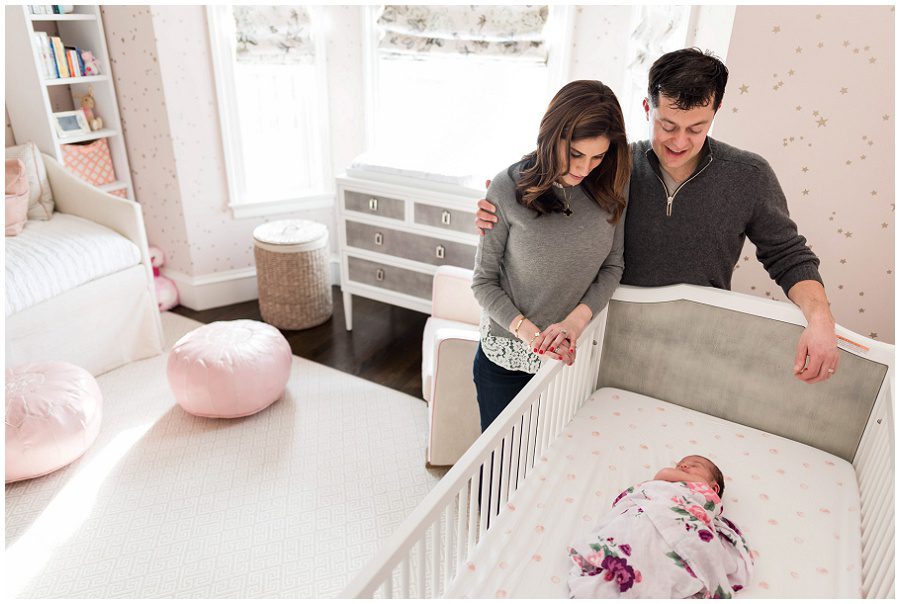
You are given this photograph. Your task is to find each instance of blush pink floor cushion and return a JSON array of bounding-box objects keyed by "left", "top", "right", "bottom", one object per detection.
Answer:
[
  {"left": 167, "top": 320, "right": 292, "bottom": 418},
  {"left": 5, "top": 362, "right": 103, "bottom": 483}
]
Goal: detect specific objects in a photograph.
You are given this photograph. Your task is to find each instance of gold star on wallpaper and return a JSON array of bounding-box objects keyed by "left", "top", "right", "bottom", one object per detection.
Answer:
[
  {"left": 738, "top": 84, "right": 749, "bottom": 94},
  {"left": 840, "top": 87, "right": 848, "bottom": 94},
  {"left": 772, "top": 25, "right": 781, "bottom": 33},
  {"left": 816, "top": 117, "right": 828, "bottom": 127}
]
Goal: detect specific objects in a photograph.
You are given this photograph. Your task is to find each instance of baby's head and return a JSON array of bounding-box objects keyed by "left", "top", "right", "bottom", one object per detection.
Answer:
[{"left": 676, "top": 455, "right": 725, "bottom": 496}]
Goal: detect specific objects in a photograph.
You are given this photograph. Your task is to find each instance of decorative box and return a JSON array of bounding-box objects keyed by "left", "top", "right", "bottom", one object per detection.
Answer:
[{"left": 61, "top": 138, "right": 115, "bottom": 186}]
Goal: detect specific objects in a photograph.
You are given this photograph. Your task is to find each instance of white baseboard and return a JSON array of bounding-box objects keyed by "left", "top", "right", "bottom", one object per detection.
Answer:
[{"left": 165, "top": 256, "right": 341, "bottom": 311}]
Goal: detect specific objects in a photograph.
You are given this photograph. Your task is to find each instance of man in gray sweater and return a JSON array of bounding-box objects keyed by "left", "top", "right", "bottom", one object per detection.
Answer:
[{"left": 476, "top": 48, "right": 839, "bottom": 384}]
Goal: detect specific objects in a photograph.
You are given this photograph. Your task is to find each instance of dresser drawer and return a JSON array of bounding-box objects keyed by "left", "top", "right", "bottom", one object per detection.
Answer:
[
  {"left": 347, "top": 256, "right": 433, "bottom": 300},
  {"left": 345, "top": 220, "right": 476, "bottom": 269},
  {"left": 413, "top": 203, "right": 477, "bottom": 235},
  {"left": 344, "top": 190, "right": 405, "bottom": 221}
]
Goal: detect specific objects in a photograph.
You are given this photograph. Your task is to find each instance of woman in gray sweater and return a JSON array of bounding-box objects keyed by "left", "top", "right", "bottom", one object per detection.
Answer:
[{"left": 472, "top": 80, "right": 631, "bottom": 432}]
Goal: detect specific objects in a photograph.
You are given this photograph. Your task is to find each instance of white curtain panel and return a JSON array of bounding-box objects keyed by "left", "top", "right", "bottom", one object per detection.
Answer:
[
  {"left": 376, "top": 4, "right": 549, "bottom": 62},
  {"left": 232, "top": 5, "right": 314, "bottom": 65}
]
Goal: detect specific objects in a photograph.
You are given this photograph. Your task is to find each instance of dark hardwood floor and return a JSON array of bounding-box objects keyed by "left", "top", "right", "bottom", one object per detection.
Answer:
[{"left": 171, "top": 286, "right": 429, "bottom": 399}]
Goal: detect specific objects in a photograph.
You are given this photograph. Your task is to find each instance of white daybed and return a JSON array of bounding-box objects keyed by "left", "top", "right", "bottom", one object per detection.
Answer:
[
  {"left": 5, "top": 153, "right": 163, "bottom": 375},
  {"left": 343, "top": 285, "right": 894, "bottom": 598}
]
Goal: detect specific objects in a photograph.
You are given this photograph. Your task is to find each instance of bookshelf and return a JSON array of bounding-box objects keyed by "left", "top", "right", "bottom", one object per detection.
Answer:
[{"left": 5, "top": 5, "right": 134, "bottom": 200}]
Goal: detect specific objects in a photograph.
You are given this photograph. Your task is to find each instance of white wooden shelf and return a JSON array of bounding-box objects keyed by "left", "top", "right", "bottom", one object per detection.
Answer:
[
  {"left": 6, "top": 4, "right": 135, "bottom": 201},
  {"left": 43, "top": 74, "right": 109, "bottom": 86},
  {"left": 29, "top": 14, "right": 97, "bottom": 22},
  {"left": 56, "top": 128, "right": 117, "bottom": 144},
  {"left": 98, "top": 180, "right": 130, "bottom": 192}
]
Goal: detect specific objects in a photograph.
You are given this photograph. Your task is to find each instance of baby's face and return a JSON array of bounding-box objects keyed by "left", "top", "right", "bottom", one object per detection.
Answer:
[{"left": 675, "top": 456, "right": 716, "bottom": 485}]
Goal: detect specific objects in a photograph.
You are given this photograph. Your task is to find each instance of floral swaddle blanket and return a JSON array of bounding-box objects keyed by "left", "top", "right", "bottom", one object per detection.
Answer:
[{"left": 567, "top": 480, "right": 754, "bottom": 598}]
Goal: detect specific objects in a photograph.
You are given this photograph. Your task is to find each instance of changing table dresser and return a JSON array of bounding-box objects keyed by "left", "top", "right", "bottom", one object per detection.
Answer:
[{"left": 336, "top": 172, "right": 482, "bottom": 330}]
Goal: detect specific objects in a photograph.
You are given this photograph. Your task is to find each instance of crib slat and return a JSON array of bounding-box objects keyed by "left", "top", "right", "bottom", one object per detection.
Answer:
[
  {"left": 489, "top": 442, "right": 502, "bottom": 524},
  {"left": 443, "top": 501, "right": 452, "bottom": 591},
  {"left": 456, "top": 488, "right": 467, "bottom": 571},
  {"left": 383, "top": 568, "right": 393, "bottom": 598},
  {"left": 467, "top": 474, "right": 478, "bottom": 556},
  {"left": 417, "top": 533, "right": 426, "bottom": 598},
  {"left": 432, "top": 517, "right": 441, "bottom": 597},
  {"left": 400, "top": 552, "right": 410, "bottom": 598}
]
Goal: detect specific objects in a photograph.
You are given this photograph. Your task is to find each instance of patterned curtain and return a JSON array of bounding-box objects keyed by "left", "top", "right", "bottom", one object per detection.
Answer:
[
  {"left": 376, "top": 5, "right": 550, "bottom": 62},
  {"left": 232, "top": 5, "right": 314, "bottom": 65}
]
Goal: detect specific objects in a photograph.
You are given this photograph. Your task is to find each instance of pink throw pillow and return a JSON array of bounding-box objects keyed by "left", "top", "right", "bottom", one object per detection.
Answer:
[{"left": 5, "top": 159, "right": 28, "bottom": 237}]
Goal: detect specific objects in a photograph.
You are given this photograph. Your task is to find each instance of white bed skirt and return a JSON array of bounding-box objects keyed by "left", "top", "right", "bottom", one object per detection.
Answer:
[{"left": 6, "top": 266, "right": 163, "bottom": 376}]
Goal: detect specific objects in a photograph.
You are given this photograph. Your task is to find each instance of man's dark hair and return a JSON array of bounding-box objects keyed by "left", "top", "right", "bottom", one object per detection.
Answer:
[{"left": 648, "top": 47, "right": 729, "bottom": 112}]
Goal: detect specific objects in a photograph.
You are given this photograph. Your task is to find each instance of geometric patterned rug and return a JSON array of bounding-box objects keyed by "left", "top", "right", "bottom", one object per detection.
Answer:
[{"left": 5, "top": 312, "right": 447, "bottom": 598}]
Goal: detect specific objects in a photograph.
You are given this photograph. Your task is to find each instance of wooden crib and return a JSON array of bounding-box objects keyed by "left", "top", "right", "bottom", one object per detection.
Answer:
[{"left": 342, "top": 285, "right": 894, "bottom": 598}]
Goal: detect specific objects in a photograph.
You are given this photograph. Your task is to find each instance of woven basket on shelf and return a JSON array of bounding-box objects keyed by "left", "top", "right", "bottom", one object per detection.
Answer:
[{"left": 253, "top": 219, "right": 333, "bottom": 330}]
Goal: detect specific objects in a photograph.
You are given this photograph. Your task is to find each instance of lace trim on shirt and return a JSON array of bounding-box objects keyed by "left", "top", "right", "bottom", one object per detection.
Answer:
[{"left": 479, "top": 314, "right": 542, "bottom": 374}]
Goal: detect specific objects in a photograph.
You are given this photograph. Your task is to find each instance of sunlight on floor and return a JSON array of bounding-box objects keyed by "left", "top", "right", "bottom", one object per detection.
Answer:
[{"left": 5, "top": 422, "right": 155, "bottom": 598}]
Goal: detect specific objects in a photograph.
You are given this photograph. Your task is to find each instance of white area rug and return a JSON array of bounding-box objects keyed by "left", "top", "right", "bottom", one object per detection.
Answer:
[{"left": 5, "top": 312, "right": 446, "bottom": 598}]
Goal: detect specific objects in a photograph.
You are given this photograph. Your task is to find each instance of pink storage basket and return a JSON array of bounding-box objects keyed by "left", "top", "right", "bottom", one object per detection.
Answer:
[{"left": 61, "top": 139, "right": 116, "bottom": 186}]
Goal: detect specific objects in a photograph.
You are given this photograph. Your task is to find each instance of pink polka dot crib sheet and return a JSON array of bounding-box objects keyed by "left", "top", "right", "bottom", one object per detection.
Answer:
[{"left": 443, "top": 387, "right": 862, "bottom": 598}]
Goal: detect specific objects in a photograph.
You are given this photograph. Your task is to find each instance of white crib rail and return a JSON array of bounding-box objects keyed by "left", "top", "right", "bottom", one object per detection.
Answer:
[
  {"left": 341, "top": 311, "right": 609, "bottom": 598},
  {"left": 854, "top": 372, "right": 895, "bottom": 598}
]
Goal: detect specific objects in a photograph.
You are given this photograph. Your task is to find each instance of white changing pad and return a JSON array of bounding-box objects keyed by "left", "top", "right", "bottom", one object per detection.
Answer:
[
  {"left": 446, "top": 387, "right": 862, "bottom": 598},
  {"left": 5, "top": 212, "right": 142, "bottom": 316}
]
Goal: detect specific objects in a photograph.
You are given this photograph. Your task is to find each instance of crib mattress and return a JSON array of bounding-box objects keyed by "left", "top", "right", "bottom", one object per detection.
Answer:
[{"left": 445, "top": 387, "right": 863, "bottom": 598}]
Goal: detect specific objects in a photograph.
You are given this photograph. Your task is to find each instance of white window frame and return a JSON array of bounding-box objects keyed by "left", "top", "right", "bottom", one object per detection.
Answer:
[
  {"left": 207, "top": 5, "right": 334, "bottom": 219},
  {"left": 362, "top": 5, "right": 575, "bottom": 165}
]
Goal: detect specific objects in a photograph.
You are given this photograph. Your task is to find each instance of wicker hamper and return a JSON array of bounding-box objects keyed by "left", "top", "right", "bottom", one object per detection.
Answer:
[{"left": 253, "top": 219, "right": 332, "bottom": 330}]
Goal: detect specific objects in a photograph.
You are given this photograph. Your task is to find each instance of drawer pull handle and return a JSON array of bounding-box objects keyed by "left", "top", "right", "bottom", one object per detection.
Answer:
[
  {"left": 368, "top": 198, "right": 379, "bottom": 211},
  {"left": 441, "top": 210, "right": 452, "bottom": 225},
  {"left": 435, "top": 245, "right": 445, "bottom": 259},
  {"left": 375, "top": 232, "right": 384, "bottom": 246},
  {"left": 376, "top": 268, "right": 385, "bottom": 281}
]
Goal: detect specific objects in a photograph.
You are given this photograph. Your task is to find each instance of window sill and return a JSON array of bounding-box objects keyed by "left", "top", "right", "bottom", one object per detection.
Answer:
[{"left": 229, "top": 193, "right": 335, "bottom": 219}]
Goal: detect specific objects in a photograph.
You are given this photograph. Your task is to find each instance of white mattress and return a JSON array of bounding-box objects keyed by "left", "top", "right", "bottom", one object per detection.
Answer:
[
  {"left": 446, "top": 387, "right": 862, "bottom": 598},
  {"left": 5, "top": 212, "right": 142, "bottom": 316}
]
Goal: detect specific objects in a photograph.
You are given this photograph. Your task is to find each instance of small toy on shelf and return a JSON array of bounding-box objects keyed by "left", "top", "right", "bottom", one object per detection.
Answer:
[
  {"left": 77, "top": 87, "right": 103, "bottom": 131},
  {"left": 148, "top": 244, "right": 180, "bottom": 312},
  {"left": 81, "top": 50, "right": 101, "bottom": 76}
]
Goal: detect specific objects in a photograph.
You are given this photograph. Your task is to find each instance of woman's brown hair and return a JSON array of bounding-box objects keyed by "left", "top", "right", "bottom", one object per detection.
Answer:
[{"left": 514, "top": 80, "right": 630, "bottom": 223}]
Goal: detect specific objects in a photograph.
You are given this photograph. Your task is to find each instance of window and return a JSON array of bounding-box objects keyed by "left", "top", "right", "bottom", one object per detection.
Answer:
[
  {"left": 364, "top": 5, "right": 572, "bottom": 182},
  {"left": 208, "top": 6, "right": 332, "bottom": 218}
]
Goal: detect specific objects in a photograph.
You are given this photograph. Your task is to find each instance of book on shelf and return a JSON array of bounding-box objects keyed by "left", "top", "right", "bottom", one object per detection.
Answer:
[
  {"left": 49, "top": 36, "right": 69, "bottom": 78},
  {"left": 31, "top": 31, "right": 58, "bottom": 79}
]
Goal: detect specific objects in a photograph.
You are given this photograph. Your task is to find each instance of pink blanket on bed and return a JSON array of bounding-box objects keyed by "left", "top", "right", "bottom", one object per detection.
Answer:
[{"left": 567, "top": 480, "right": 754, "bottom": 598}]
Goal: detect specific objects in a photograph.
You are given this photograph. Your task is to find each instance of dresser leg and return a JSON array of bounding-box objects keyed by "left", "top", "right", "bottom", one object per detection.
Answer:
[{"left": 343, "top": 291, "right": 353, "bottom": 331}]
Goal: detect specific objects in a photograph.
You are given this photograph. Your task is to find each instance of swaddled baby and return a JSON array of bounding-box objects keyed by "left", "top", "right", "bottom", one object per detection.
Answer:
[{"left": 567, "top": 455, "right": 754, "bottom": 598}]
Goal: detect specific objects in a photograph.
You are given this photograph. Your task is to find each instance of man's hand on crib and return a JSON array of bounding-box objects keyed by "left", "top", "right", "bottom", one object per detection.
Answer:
[{"left": 794, "top": 319, "right": 840, "bottom": 384}]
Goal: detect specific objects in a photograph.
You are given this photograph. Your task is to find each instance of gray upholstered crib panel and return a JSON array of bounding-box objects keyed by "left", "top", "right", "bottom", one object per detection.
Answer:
[{"left": 596, "top": 299, "right": 888, "bottom": 461}]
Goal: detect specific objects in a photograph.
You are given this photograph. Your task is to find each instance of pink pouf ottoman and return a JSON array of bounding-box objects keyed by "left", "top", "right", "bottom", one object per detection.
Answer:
[
  {"left": 167, "top": 319, "right": 292, "bottom": 418},
  {"left": 5, "top": 362, "right": 103, "bottom": 483}
]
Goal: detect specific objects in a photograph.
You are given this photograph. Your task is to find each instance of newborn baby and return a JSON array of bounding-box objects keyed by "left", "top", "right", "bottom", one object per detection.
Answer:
[{"left": 567, "top": 455, "right": 753, "bottom": 599}]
